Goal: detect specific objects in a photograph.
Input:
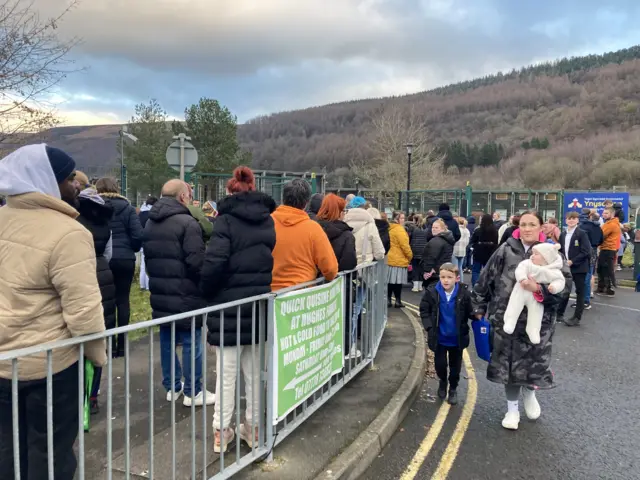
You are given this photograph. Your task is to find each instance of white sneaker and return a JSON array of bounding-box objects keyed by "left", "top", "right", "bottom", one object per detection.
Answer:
[
  {"left": 166, "top": 384, "right": 183, "bottom": 402},
  {"left": 183, "top": 389, "right": 216, "bottom": 407},
  {"left": 238, "top": 423, "right": 259, "bottom": 449},
  {"left": 502, "top": 411, "right": 520, "bottom": 430},
  {"left": 522, "top": 389, "right": 541, "bottom": 420},
  {"left": 345, "top": 345, "right": 362, "bottom": 360}
]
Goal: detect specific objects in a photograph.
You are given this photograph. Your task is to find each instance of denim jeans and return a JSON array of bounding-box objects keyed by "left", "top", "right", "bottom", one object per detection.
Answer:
[
  {"left": 471, "top": 262, "right": 484, "bottom": 287},
  {"left": 159, "top": 326, "right": 202, "bottom": 398},
  {"left": 351, "top": 284, "right": 365, "bottom": 345},
  {"left": 453, "top": 256, "right": 465, "bottom": 275},
  {"left": 584, "top": 265, "right": 595, "bottom": 304}
]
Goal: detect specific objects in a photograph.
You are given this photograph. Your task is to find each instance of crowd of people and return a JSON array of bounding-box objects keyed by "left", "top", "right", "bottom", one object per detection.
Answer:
[
  {"left": 0, "top": 143, "right": 637, "bottom": 476},
  {"left": 0, "top": 146, "right": 396, "bottom": 476}
]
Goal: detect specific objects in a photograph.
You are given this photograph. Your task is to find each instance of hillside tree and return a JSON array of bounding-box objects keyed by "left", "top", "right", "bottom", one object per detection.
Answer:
[
  {"left": 172, "top": 97, "right": 242, "bottom": 173},
  {"left": 0, "top": 0, "right": 80, "bottom": 142},
  {"left": 124, "top": 99, "right": 173, "bottom": 198},
  {"left": 352, "top": 106, "right": 445, "bottom": 192}
]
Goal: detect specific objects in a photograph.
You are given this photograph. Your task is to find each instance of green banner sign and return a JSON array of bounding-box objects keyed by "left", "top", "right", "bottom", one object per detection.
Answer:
[{"left": 272, "top": 277, "right": 344, "bottom": 423}]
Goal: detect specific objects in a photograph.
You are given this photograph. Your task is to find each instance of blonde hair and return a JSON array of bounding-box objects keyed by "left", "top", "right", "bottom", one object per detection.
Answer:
[
  {"left": 432, "top": 218, "right": 448, "bottom": 231},
  {"left": 457, "top": 217, "right": 467, "bottom": 227}
]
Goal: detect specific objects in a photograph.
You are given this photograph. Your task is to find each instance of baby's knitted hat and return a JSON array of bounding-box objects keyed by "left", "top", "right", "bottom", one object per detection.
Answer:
[{"left": 532, "top": 242, "right": 561, "bottom": 265}]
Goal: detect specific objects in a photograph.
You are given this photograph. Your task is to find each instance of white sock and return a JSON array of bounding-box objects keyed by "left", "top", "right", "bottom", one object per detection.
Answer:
[{"left": 507, "top": 400, "right": 519, "bottom": 413}]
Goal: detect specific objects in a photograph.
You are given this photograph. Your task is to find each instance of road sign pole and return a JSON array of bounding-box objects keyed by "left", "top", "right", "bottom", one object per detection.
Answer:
[{"left": 179, "top": 134, "right": 186, "bottom": 182}]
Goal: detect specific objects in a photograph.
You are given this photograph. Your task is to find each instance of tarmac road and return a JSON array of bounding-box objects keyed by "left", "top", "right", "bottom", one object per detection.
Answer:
[{"left": 362, "top": 285, "right": 640, "bottom": 480}]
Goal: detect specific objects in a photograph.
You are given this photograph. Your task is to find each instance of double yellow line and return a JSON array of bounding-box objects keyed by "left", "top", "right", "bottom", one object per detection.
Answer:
[{"left": 401, "top": 302, "right": 478, "bottom": 480}]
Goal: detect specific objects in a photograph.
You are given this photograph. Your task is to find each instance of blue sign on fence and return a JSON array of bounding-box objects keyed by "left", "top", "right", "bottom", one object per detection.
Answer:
[{"left": 563, "top": 192, "right": 630, "bottom": 220}]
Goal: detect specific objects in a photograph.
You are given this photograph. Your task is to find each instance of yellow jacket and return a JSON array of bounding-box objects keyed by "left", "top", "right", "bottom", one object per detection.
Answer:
[
  {"left": 0, "top": 192, "right": 107, "bottom": 380},
  {"left": 387, "top": 223, "right": 413, "bottom": 267}
]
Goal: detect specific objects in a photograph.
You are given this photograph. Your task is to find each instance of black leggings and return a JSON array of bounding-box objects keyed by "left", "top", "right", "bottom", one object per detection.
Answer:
[
  {"left": 109, "top": 259, "right": 135, "bottom": 355},
  {"left": 0, "top": 363, "right": 79, "bottom": 480},
  {"left": 387, "top": 284, "right": 403, "bottom": 304}
]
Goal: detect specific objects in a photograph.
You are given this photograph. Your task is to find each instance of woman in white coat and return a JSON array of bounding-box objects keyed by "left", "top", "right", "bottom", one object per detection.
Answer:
[{"left": 344, "top": 197, "right": 386, "bottom": 358}]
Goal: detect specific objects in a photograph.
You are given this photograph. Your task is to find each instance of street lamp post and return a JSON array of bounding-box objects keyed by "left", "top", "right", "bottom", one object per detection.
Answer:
[
  {"left": 405, "top": 143, "right": 413, "bottom": 216},
  {"left": 119, "top": 125, "right": 138, "bottom": 197}
]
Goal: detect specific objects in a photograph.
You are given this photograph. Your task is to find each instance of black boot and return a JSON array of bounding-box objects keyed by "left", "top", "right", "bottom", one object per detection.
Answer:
[
  {"left": 394, "top": 301, "right": 403, "bottom": 308},
  {"left": 564, "top": 317, "right": 580, "bottom": 327},
  {"left": 90, "top": 398, "right": 100, "bottom": 415},
  {"left": 387, "top": 299, "right": 393, "bottom": 308},
  {"left": 437, "top": 381, "right": 447, "bottom": 400},
  {"left": 448, "top": 389, "right": 458, "bottom": 405}
]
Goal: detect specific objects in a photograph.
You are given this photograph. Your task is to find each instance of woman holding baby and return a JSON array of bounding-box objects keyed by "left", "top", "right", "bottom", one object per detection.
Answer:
[{"left": 472, "top": 211, "right": 572, "bottom": 431}]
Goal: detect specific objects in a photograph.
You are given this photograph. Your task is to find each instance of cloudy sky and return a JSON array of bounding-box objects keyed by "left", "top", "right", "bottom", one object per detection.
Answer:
[{"left": 35, "top": 0, "right": 640, "bottom": 126}]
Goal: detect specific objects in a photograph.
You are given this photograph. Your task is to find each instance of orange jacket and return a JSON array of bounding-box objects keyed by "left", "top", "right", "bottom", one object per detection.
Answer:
[
  {"left": 600, "top": 217, "right": 621, "bottom": 251},
  {"left": 271, "top": 205, "right": 338, "bottom": 291}
]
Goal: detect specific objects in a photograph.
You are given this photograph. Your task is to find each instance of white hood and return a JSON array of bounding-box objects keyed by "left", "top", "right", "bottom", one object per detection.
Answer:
[
  {"left": 345, "top": 207, "right": 374, "bottom": 235},
  {"left": 0, "top": 144, "right": 60, "bottom": 199}
]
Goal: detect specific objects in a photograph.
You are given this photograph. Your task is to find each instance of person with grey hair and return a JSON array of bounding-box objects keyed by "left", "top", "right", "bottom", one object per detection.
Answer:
[{"left": 271, "top": 179, "right": 338, "bottom": 290}]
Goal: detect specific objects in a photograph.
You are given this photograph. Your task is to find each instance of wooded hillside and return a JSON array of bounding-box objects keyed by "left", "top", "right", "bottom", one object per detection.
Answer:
[{"left": 240, "top": 45, "right": 640, "bottom": 189}]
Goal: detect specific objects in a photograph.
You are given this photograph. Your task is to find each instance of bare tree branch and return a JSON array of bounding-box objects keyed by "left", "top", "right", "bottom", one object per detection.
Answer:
[
  {"left": 0, "top": 0, "right": 80, "bottom": 143},
  {"left": 351, "top": 105, "right": 446, "bottom": 191}
]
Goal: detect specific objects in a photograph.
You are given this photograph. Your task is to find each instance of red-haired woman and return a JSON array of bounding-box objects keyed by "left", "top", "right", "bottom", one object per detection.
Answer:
[
  {"left": 200, "top": 166, "right": 277, "bottom": 453},
  {"left": 316, "top": 194, "right": 357, "bottom": 272}
]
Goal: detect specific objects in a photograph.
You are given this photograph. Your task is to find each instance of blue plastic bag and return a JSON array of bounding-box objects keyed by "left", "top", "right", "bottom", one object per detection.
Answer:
[{"left": 472, "top": 317, "right": 492, "bottom": 362}]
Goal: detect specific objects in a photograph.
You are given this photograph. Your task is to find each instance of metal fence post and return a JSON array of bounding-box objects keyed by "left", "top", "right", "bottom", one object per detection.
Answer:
[{"left": 265, "top": 296, "right": 276, "bottom": 462}]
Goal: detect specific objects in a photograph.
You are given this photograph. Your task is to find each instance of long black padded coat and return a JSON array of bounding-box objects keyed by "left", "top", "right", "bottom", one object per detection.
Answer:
[
  {"left": 200, "top": 191, "right": 277, "bottom": 347},
  {"left": 317, "top": 219, "right": 357, "bottom": 272},
  {"left": 142, "top": 197, "right": 206, "bottom": 329},
  {"left": 77, "top": 196, "right": 116, "bottom": 329},
  {"left": 100, "top": 193, "right": 144, "bottom": 261}
]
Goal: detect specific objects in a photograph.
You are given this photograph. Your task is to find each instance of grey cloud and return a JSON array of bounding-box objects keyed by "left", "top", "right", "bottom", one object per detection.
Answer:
[{"left": 41, "top": 0, "right": 640, "bottom": 122}]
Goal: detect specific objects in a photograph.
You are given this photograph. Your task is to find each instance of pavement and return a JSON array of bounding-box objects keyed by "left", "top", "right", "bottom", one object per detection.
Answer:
[
  {"left": 362, "top": 283, "right": 640, "bottom": 480},
  {"left": 79, "top": 308, "right": 422, "bottom": 480}
]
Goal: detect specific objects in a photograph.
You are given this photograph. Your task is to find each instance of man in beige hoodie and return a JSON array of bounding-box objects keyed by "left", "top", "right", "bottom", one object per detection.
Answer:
[{"left": 0, "top": 144, "right": 107, "bottom": 480}]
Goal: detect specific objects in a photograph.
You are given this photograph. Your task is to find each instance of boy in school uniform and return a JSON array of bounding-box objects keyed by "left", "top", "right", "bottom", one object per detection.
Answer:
[{"left": 420, "top": 262, "right": 474, "bottom": 405}]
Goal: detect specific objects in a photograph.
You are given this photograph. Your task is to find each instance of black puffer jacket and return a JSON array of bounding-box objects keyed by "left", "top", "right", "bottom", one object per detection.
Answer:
[
  {"left": 420, "top": 283, "right": 474, "bottom": 352},
  {"left": 201, "top": 191, "right": 276, "bottom": 347},
  {"left": 375, "top": 219, "right": 391, "bottom": 254},
  {"left": 77, "top": 196, "right": 116, "bottom": 330},
  {"left": 421, "top": 231, "right": 456, "bottom": 280},
  {"left": 427, "top": 210, "right": 461, "bottom": 242},
  {"left": 143, "top": 197, "right": 205, "bottom": 328},
  {"left": 100, "top": 193, "right": 143, "bottom": 261},
  {"left": 318, "top": 220, "right": 357, "bottom": 272},
  {"left": 410, "top": 227, "right": 428, "bottom": 259}
]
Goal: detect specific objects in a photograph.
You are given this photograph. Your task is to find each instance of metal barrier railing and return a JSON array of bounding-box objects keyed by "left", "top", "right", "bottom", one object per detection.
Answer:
[{"left": 0, "top": 262, "right": 387, "bottom": 479}]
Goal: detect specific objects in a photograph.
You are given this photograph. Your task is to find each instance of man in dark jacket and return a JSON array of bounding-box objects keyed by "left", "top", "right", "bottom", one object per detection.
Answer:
[
  {"left": 557, "top": 212, "right": 592, "bottom": 326},
  {"left": 427, "top": 203, "right": 461, "bottom": 242},
  {"left": 307, "top": 193, "right": 324, "bottom": 221},
  {"left": 143, "top": 179, "right": 214, "bottom": 408}
]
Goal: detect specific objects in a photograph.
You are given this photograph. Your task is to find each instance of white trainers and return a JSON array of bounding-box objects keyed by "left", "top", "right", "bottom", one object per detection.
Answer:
[
  {"left": 183, "top": 389, "right": 216, "bottom": 407},
  {"left": 502, "top": 411, "right": 520, "bottom": 430},
  {"left": 238, "top": 423, "right": 259, "bottom": 449},
  {"left": 345, "top": 345, "right": 362, "bottom": 360},
  {"left": 166, "top": 384, "right": 183, "bottom": 402},
  {"left": 214, "top": 428, "right": 235, "bottom": 454},
  {"left": 522, "top": 389, "right": 541, "bottom": 420}
]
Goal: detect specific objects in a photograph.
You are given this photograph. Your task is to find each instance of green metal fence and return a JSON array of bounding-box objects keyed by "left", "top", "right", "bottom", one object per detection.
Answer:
[
  {"left": 194, "top": 171, "right": 325, "bottom": 205},
  {"left": 398, "top": 187, "right": 564, "bottom": 220}
]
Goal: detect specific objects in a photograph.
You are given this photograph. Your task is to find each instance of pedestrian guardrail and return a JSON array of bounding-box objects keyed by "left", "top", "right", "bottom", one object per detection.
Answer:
[{"left": 0, "top": 261, "right": 387, "bottom": 479}]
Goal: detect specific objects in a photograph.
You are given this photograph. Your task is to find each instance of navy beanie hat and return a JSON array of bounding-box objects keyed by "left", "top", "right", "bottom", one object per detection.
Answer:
[
  {"left": 45, "top": 146, "right": 76, "bottom": 184},
  {"left": 438, "top": 203, "right": 450, "bottom": 211}
]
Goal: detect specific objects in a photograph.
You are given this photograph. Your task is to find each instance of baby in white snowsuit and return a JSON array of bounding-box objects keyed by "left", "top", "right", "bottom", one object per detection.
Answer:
[{"left": 503, "top": 242, "right": 565, "bottom": 344}]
